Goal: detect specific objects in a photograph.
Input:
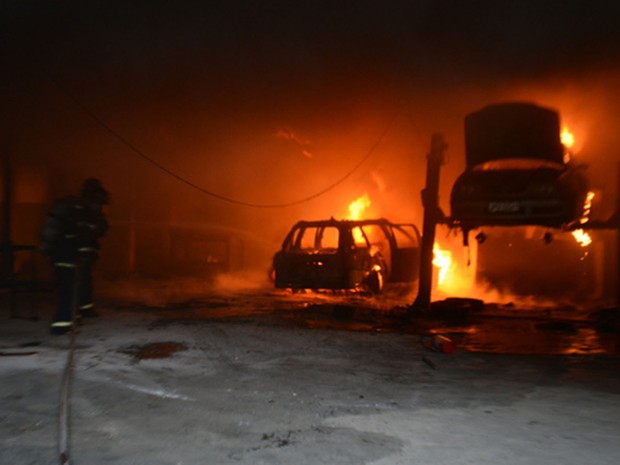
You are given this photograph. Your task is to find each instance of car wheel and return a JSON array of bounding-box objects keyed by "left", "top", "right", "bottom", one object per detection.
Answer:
[{"left": 364, "top": 268, "right": 385, "bottom": 295}]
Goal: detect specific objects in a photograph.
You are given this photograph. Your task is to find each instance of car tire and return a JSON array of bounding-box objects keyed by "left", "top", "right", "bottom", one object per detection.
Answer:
[{"left": 364, "top": 268, "right": 385, "bottom": 295}]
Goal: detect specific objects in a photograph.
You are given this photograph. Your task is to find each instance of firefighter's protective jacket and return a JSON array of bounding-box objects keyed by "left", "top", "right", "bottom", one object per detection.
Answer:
[{"left": 40, "top": 195, "right": 108, "bottom": 264}]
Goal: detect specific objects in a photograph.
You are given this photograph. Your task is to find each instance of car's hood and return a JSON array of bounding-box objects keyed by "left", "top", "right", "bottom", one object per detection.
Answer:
[{"left": 465, "top": 102, "right": 565, "bottom": 168}]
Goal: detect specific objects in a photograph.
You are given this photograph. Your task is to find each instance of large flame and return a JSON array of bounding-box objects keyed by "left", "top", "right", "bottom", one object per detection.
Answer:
[
  {"left": 346, "top": 193, "right": 372, "bottom": 244},
  {"left": 347, "top": 193, "right": 371, "bottom": 220},
  {"left": 433, "top": 243, "right": 452, "bottom": 286},
  {"left": 561, "top": 126, "right": 575, "bottom": 149},
  {"left": 430, "top": 231, "right": 481, "bottom": 300},
  {"left": 571, "top": 229, "right": 593, "bottom": 247},
  {"left": 561, "top": 126, "right": 575, "bottom": 164}
]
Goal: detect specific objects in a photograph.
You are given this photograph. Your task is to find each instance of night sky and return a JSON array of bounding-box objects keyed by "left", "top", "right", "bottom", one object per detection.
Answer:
[{"left": 3, "top": 1, "right": 620, "bottom": 254}]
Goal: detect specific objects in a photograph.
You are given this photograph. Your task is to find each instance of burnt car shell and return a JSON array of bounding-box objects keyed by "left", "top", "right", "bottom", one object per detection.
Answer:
[
  {"left": 450, "top": 102, "right": 589, "bottom": 229},
  {"left": 272, "top": 218, "right": 420, "bottom": 293}
]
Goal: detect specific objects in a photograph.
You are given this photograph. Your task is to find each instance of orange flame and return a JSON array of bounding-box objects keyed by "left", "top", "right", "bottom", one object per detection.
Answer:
[
  {"left": 581, "top": 191, "right": 595, "bottom": 222},
  {"left": 572, "top": 191, "right": 595, "bottom": 247},
  {"left": 562, "top": 127, "right": 593, "bottom": 248},
  {"left": 346, "top": 193, "right": 372, "bottom": 244},
  {"left": 561, "top": 126, "right": 575, "bottom": 164},
  {"left": 433, "top": 243, "right": 452, "bottom": 285},
  {"left": 430, "top": 233, "right": 480, "bottom": 300},
  {"left": 561, "top": 126, "right": 575, "bottom": 149},
  {"left": 347, "top": 193, "right": 371, "bottom": 220},
  {"left": 571, "top": 229, "right": 592, "bottom": 247}
]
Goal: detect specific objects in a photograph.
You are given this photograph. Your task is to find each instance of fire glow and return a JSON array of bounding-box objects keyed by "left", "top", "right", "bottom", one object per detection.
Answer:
[
  {"left": 430, "top": 236, "right": 479, "bottom": 299},
  {"left": 347, "top": 193, "right": 371, "bottom": 220},
  {"left": 561, "top": 127, "right": 594, "bottom": 248},
  {"left": 572, "top": 229, "right": 592, "bottom": 247},
  {"left": 561, "top": 126, "right": 575, "bottom": 164},
  {"left": 432, "top": 244, "right": 452, "bottom": 286},
  {"left": 346, "top": 193, "right": 372, "bottom": 244},
  {"left": 561, "top": 126, "right": 575, "bottom": 149},
  {"left": 572, "top": 191, "right": 595, "bottom": 247}
]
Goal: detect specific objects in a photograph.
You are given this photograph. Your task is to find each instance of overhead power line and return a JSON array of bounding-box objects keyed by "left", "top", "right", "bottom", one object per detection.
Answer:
[{"left": 44, "top": 71, "right": 397, "bottom": 208}]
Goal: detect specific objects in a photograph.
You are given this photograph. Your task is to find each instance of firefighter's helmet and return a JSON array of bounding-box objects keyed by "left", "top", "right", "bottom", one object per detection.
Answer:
[{"left": 81, "top": 178, "right": 110, "bottom": 204}]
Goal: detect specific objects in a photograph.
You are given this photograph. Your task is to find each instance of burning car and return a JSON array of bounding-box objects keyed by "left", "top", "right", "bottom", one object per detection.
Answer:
[
  {"left": 272, "top": 218, "right": 420, "bottom": 294},
  {"left": 450, "top": 102, "right": 590, "bottom": 232}
]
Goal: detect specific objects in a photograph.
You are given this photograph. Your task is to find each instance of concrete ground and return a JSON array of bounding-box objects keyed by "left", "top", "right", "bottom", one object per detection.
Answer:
[{"left": 1, "top": 283, "right": 619, "bottom": 465}]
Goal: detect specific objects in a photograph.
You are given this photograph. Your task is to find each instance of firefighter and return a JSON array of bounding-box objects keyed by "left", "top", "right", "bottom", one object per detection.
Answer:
[{"left": 40, "top": 178, "right": 109, "bottom": 335}]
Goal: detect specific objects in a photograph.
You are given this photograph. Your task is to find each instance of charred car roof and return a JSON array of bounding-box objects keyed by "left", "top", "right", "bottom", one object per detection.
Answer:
[{"left": 286, "top": 217, "right": 404, "bottom": 230}]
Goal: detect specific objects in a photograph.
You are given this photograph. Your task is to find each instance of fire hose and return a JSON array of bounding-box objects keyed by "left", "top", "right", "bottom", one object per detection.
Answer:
[
  {"left": 58, "top": 324, "right": 76, "bottom": 465},
  {"left": 58, "top": 263, "right": 81, "bottom": 465}
]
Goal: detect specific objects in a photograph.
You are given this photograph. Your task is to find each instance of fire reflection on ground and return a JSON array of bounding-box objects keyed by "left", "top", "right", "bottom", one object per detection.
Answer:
[
  {"left": 116, "top": 285, "right": 620, "bottom": 356},
  {"left": 280, "top": 293, "right": 620, "bottom": 356}
]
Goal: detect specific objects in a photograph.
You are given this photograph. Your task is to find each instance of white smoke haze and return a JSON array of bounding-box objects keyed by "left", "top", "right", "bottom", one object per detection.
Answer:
[
  {"left": 32, "top": 71, "right": 620, "bottom": 306},
  {"left": 4, "top": 3, "right": 620, "bottom": 306},
  {"left": 98, "top": 271, "right": 273, "bottom": 307}
]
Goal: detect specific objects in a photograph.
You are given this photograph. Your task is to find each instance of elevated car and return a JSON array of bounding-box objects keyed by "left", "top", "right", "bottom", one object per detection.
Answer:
[
  {"left": 272, "top": 218, "right": 420, "bottom": 294},
  {"left": 450, "top": 102, "right": 590, "bottom": 232}
]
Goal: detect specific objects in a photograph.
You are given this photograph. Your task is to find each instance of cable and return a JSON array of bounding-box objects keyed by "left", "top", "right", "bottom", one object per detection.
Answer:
[
  {"left": 44, "top": 71, "right": 398, "bottom": 208},
  {"left": 58, "top": 266, "right": 80, "bottom": 465},
  {"left": 58, "top": 328, "right": 75, "bottom": 465}
]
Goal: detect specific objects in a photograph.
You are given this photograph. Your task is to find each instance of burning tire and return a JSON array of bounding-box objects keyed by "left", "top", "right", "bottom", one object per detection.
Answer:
[
  {"left": 363, "top": 261, "right": 386, "bottom": 295},
  {"left": 365, "top": 270, "right": 384, "bottom": 294}
]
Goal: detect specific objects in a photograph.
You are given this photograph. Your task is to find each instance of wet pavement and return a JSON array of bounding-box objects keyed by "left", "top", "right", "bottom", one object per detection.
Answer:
[
  {"left": 1, "top": 282, "right": 619, "bottom": 464},
  {"left": 5, "top": 282, "right": 619, "bottom": 359},
  {"left": 126, "top": 286, "right": 620, "bottom": 357}
]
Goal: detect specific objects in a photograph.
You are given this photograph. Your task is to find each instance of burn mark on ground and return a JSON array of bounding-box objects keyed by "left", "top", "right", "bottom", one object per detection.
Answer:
[
  {"left": 260, "top": 430, "right": 298, "bottom": 448},
  {"left": 120, "top": 342, "right": 188, "bottom": 360}
]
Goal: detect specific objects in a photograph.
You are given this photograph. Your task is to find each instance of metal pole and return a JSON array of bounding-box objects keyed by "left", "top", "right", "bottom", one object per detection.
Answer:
[
  {"left": 2, "top": 153, "right": 11, "bottom": 246},
  {"left": 616, "top": 162, "right": 620, "bottom": 307},
  {"left": 411, "top": 134, "right": 447, "bottom": 311},
  {"left": 2, "top": 151, "right": 16, "bottom": 317},
  {"left": 2, "top": 151, "right": 13, "bottom": 260}
]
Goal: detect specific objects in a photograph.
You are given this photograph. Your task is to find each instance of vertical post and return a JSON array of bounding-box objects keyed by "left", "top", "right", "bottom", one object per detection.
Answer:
[
  {"left": 127, "top": 187, "right": 136, "bottom": 274},
  {"left": 617, "top": 162, "right": 620, "bottom": 307},
  {"left": 411, "top": 134, "right": 447, "bottom": 311},
  {"left": 2, "top": 152, "right": 13, "bottom": 260},
  {"left": 2, "top": 151, "right": 16, "bottom": 316}
]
